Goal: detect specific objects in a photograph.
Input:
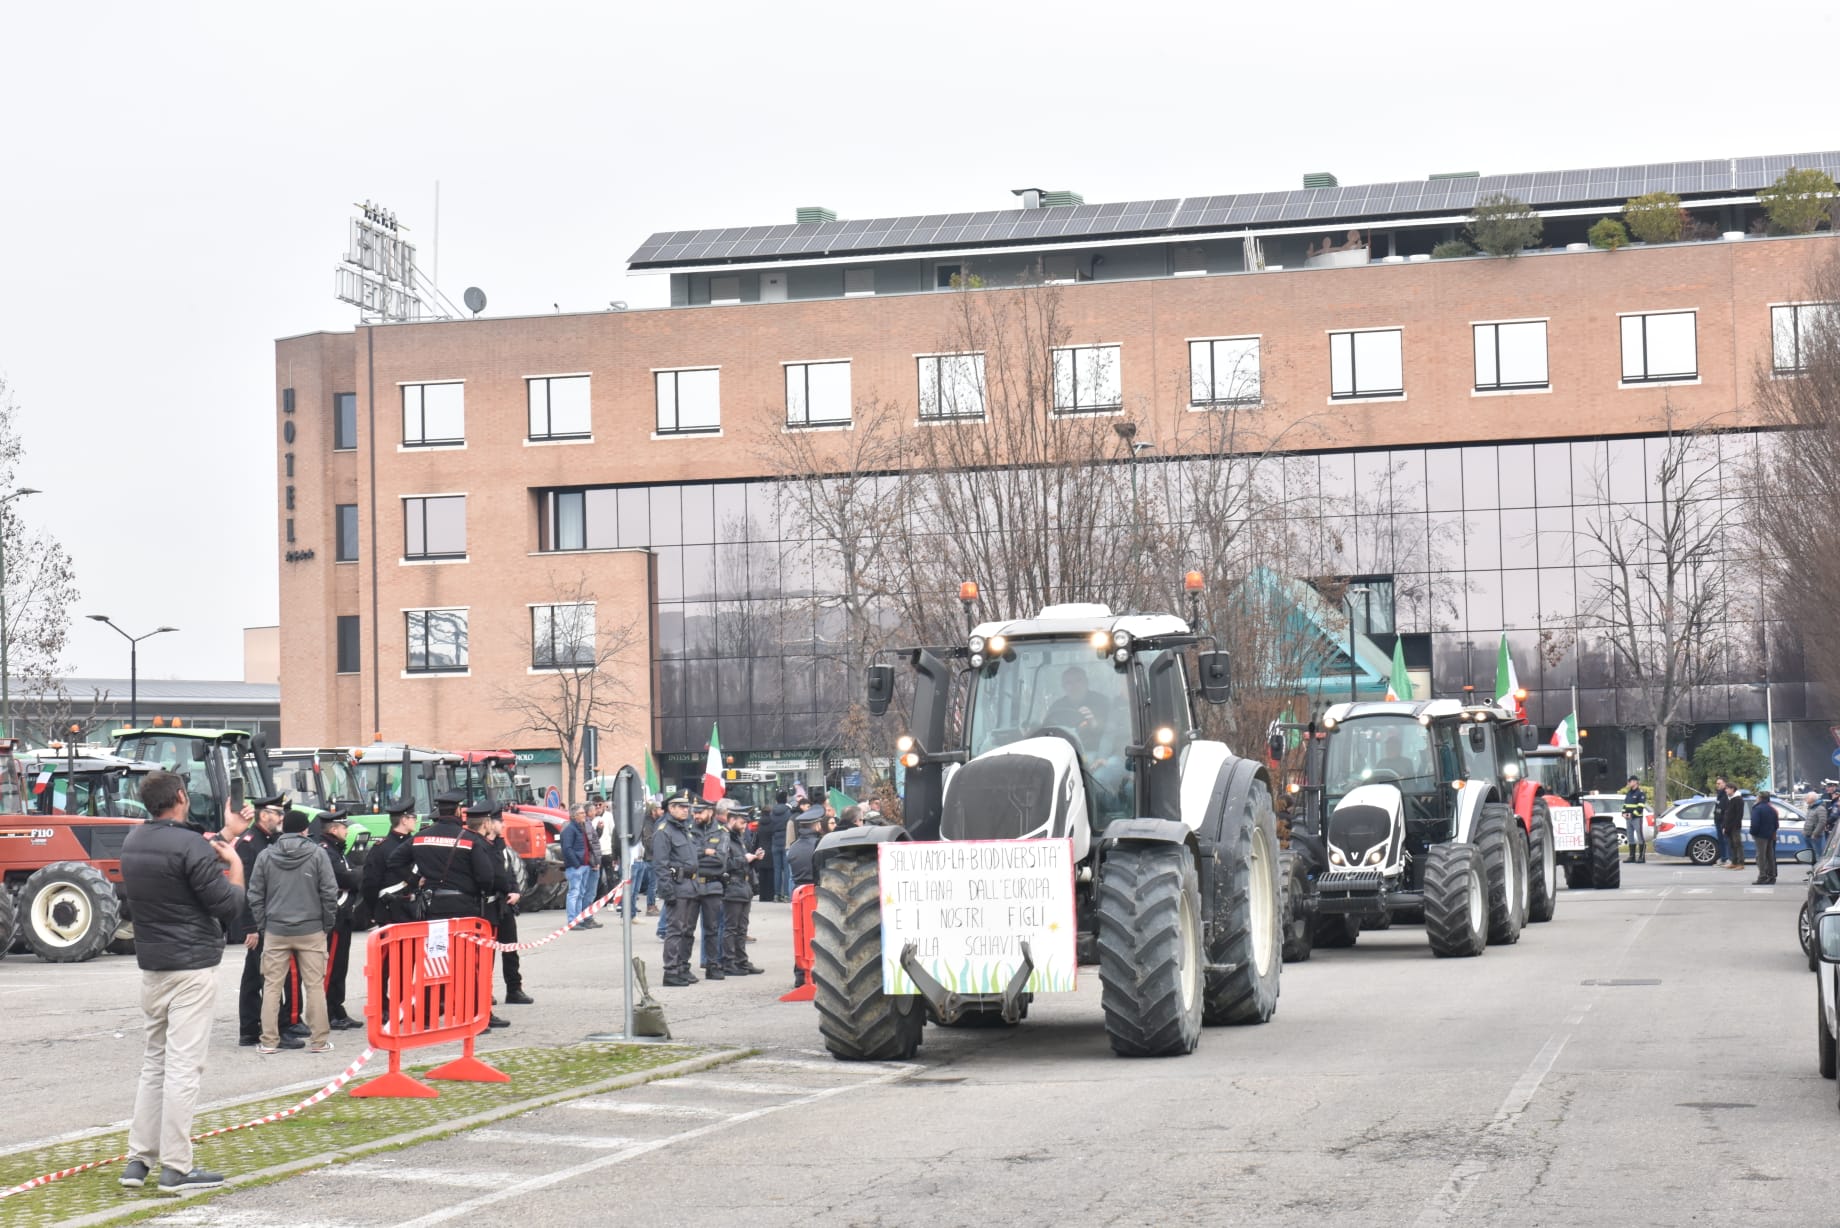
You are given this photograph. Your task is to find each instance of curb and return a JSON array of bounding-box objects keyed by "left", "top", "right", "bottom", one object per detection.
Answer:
[{"left": 54, "top": 1046, "right": 753, "bottom": 1228}]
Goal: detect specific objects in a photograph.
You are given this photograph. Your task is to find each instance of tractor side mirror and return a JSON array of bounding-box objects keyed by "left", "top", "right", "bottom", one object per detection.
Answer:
[
  {"left": 865, "top": 664, "right": 895, "bottom": 718},
  {"left": 1196, "top": 650, "right": 1231, "bottom": 705},
  {"left": 293, "top": 769, "right": 312, "bottom": 793},
  {"left": 190, "top": 741, "right": 210, "bottom": 762},
  {"left": 1820, "top": 912, "right": 1840, "bottom": 964},
  {"left": 1268, "top": 732, "right": 1285, "bottom": 761},
  {"left": 1518, "top": 725, "right": 1539, "bottom": 752}
]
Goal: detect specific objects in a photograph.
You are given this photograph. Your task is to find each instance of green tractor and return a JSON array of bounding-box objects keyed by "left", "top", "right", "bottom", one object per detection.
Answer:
[
  {"left": 109, "top": 726, "right": 276, "bottom": 832},
  {"left": 270, "top": 746, "right": 391, "bottom": 865}
]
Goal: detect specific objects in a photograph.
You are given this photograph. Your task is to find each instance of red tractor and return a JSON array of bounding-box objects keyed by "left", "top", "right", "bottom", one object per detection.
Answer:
[
  {"left": 456, "top": 750, "right": 568, "bottom": 910},
  {"left": 1515, "top": 745, "right": 1619, "bottom": 890}
]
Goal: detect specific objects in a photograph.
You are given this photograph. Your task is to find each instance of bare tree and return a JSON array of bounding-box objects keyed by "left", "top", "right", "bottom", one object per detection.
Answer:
[
  {"left": 1576, "top": 402, "right": 1737, "bottom": 811},
  {"left": 0, "top": 376, "right": 79, "bottom": 725},
  {"left": 17, "top": 680, "right": 113, "bottom": 748},
  {"left": 493, "top": 573, "right": 644, "bottom": 804}
]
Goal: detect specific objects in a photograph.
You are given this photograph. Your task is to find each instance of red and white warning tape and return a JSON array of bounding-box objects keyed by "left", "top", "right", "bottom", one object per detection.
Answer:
[
  {"left": 453, "top": 880, "right": 627, "bottom": 954},
  {"left": 0, "top": 1047, "right": 376, "bottom": 1200}
]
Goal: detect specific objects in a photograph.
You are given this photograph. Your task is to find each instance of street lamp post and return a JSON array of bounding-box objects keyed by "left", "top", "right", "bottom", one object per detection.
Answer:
[
  {"left": 0, "top": 486, "right": 42, "bottom": 737},
  {"left": 1342, "top": 585, "right": 1372, "bottom": 702},
  {"left": 87, "top": 616, "right": 178, "bottom": 728}
]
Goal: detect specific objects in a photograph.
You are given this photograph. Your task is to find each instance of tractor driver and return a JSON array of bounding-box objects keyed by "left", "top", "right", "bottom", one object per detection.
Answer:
[
  {"left": 1373, "top": 732, "right": 1425, "bottom": 782},
  {"left": 1043, "top": 667, "right": 1109, "bottom": 748},
  {"left": 1044, "top": 666, "right": 1131, "bottom": 822}
]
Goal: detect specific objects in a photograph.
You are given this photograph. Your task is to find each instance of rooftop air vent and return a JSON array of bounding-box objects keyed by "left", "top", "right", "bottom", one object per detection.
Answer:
[
  {"left": 1303, "top": 172, "right": 1339, "bottom": 189},
  {"left": 1012, "top": 188, "right": 1083, "bottom": 210},
  {"left": 1429, "top": 171, "right": 1480, "bottom": 180},
  {"left": 796, "top": 206, "right": 837, "bottom": 224}
]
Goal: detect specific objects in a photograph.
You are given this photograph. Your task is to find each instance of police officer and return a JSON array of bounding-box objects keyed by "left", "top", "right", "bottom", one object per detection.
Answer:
[
  {"left": 235, "top": 795, "right": 301, "bottom": 1047},
  {"left": 1622, "top": 775, "right": 1648, "bottom": 864},
  {"left": 362, "top": 797, "right": 420, "bottom": 924},
  {"left": 485, "top": 811, "right": 533, "bottom": 1005},
  {"left": 787, "top": 810, "right": 824, "bottom": 891},
  {"left": 690, "top": 800, "right": 729, "bottom": 980},
  {"left": 720, "top": 801, "right": 765, "bottom": 976},
  {"left": 315, "top": 808, "right": 363, "bottom": 1030},
  {"left": 653, "top": 793, "right": 701, "bottom": 986},
  {"left": 386, "top": 793, "right": 509, "bottom": 1027}
]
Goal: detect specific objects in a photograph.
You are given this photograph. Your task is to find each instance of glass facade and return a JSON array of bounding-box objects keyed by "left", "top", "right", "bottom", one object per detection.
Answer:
[{"left": 543, "top": 431, "right": 1787, "bottom": 761}]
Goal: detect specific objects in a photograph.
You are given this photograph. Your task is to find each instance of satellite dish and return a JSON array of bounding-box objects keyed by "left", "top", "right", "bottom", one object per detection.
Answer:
[{"left": 463, "top": 287, "right": 487, "bottom": 316}]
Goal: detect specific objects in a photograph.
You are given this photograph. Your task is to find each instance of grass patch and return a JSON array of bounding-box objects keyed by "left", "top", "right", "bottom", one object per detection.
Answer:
[{"left": 0, "top": 1042, "right": 707, "bottom": 1228}]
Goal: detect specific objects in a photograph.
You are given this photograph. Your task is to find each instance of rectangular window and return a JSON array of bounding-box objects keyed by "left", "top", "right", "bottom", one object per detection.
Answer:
[
  {"left": 334, "top": 392, "right": 358, "bottom": 450},
  {"left": 1188, "top": 337, "right": 1262, "bottom": 406},
  {"left": 785, "top": 361, "right": 853, "bottom": 427},
  {"left": 528, "top": 375, "right": 591, "bottom": 440},
  {"left": 843, "top": 267, "right": 874, "bottom": 297},
  {"left": 655, "top": 369, "right": 721, "bottom": 435},
  {"left": 405, "top": 608, "right": 468, "bottom": 673},
  {"left": 336, "top": 615, "right": 361, "bottom": 674},
  {"left": 1052, "top": 345, "right": 1123, "bottom": 414},
  {"left": 403, "top": 495, "right": 466, "bottom": 559},
  {"left": 539, "top": 488, "right": 619, "bottom": 552},
  {"left": 1619, "top": 311, "right": 1697, "bottom": 383},
  {"left": 1473, "top": 321, "right": 1549, "bottom": 391},
  {"left": 935, "top": 264, "right": 963, "bottom": 289},
  {"left": 1773, "top": 303, "right": 1836, "bottom": 374},
  {"left": 709, "top": 276, "right": 741, "bottom": 305},
  {"left": 917, "top": 353, "right": 986, "bottom": 420},
  {"left": 532, "top": 602, "right": 596, "bottom": 669},
  {"left": 1042, "top": 253, "right": 1078, "bottom": 284},
  {"left": 1329, "top": 329, "right": 1404, "bottom": 399},
  {"left": 335, "top": 503, "right": 359, "bottom": 562},
  {"left": 401, "top": 382, "right": 464, "bottom": 445}
]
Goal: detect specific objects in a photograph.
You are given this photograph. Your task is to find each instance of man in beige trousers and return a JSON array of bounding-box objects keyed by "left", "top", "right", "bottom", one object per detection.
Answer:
[
  {"left": 116, "top": 771, "right": 252, "bottom": 1195},
  {"left": 247, "top": 809, "right": 337, "bottom": 1054}
]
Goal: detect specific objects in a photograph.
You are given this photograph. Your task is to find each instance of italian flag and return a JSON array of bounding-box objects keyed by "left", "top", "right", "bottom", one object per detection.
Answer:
[
  {"left": 643, "top": 748, "right": 661, "bottom": 800},
  {"left": 1386, "top": 639, "right": 1413, "bottom": 702},
  {"left": 702, "top": 723, "right": 725, "bottom": 803},
  {"left": 1494, "top": 634, "right": 1520, "bottom": 713},
  {"left": 1551, "top": 712, "right": 1578, "bottom": 748}
]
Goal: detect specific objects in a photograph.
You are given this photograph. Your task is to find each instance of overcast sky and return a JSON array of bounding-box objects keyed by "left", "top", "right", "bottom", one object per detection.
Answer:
[{"left": 3, "top": 0, "right": 1835, "bottom": 681}]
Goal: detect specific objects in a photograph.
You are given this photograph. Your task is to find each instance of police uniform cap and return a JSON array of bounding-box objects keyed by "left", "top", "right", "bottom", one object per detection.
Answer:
[
  {"left": 464, "top": 802, "right": 497, "bottom": 819},
  {"left": 253, "top": 792, "right": 289, "bottom": 811},
  {"left": 666, "top": 791, "right": 693, "bottom": 807},
  {"left": 434, "top": 789, "right": 466, "bottom": 806},
  {"left": 692, "top": 797, "right": 715, "bottom": 813}
]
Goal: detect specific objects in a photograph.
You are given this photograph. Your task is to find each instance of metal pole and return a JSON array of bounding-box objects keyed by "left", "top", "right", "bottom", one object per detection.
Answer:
[
  {"left": 1346, "top": 594, "right": 1357, "bottom": 702},
  {"left": 619, "top": 768, "right": 635, "bottom": 1039},
  {"left": 129, "top": 638, "right": 139, "bottom": 728}
]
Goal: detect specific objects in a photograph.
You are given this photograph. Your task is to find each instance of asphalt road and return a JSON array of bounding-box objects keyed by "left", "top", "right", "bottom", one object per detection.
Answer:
[{"left": 8, "top": 862, "right": 1833, "bottom": 1227}]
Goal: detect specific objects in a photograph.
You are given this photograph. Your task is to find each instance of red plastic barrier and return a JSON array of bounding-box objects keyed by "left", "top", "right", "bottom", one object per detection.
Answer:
[
  {"left": 350, "top": 917, "right": 508, "bottom": 1098},
  {"left": 779, "top": 884, "right": 817, "bottom": 1003}
]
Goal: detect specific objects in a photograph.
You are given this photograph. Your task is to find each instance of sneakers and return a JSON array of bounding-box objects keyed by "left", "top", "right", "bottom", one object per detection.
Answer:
[
  {"left": 580, "top": 918, "right": 603, "bottom": 929},
  {"left": 329, "top": 1015, "right": 362, "bottom": 1031},
  {"left": 487, "top": 1014, "right": 511, "bottom": 1029},
  {"left": 258, "top": 1036, "right": 305, "bottom": 1053},
  {"left": 703, "top": 968, "right": 726, "bottom": 981},
  {"left": 645, "top": 904, "right": 660, "bottom": 916},
  {"left": 158, "top": 1166, "right": 226, "bottom": 1195},
  {"left": 505, "top": 988, "right": 534, "bottom": 1005},
  {"left": 307, "top": 1041, "right": 335, "bottom": 1054},
  {"left": 119, "top": 1160, "right": 150, "bottom": 1189}
]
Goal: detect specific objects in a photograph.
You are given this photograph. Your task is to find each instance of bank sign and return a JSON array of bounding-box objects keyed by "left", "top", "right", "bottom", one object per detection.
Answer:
[{"left": 877, "top": 839, "right": 1077, "bottom": 996}]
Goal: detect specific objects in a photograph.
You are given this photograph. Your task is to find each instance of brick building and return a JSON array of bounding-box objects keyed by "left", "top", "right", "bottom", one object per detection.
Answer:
[{"left": 275, "top": 152, "right": 1840, "bottom": 794}]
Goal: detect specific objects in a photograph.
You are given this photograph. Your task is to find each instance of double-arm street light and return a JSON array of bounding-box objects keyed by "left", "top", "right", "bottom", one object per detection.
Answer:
[
  {"left": 0, "top": 486, "right": 42, "bottom": 737},
  {"left": 87, "top": 616, "right": 178, "bottom": 728}
]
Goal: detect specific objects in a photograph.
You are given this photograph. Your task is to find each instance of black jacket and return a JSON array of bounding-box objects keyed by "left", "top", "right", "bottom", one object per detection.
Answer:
[
  {"left": 723, "top": 827, "right": 756, "bottom": 902},
  {"left": 651, "top": 815, "right": 697, "bottom": 901},
  {"left": 228, "top": 824, "right": 283, "bottom": 942},
  {"left": 1716, "top": 790, "right": 1746, "bottom": 829},
  {"left": 788, "top": 830, "right": 821, "bottom": 887},
  {"left": 761, "top": 803, "right": 792, "bottom": 853},
  {"left": 388, "top": 817, "right": 499, "bottom": 898},
  {"left": 1752, "top": 800, "right": 1780, "bottom": 840},
  {"left": 120, "top": 818, "right": 245, "bottom": 972},
  {"left": 362, "top": 829, "right": 414, "bottom": 908}
]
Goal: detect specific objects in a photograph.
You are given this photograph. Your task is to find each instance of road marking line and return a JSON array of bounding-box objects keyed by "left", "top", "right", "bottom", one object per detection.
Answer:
[
  {"left": 468, "top": 1130, "right": 637, "bottom": 1149},
  {"left": 1412, "top": 1034, "right": 1568, "bottom": 1227},
  {"left": 395, "top": 1066, "right": 916, "bottom": 1227},
  {"left": 1686, "top": 887, "right": 1712, "bottom": 895},
  {"left": 1744, "top": 887, "right": 1776, "bottom": 895},
  {"left": 564, "top": 1100, "right": 728, "bottom": 1118},
  {"left": 743, "top": 1057, "right": 909, "bottom": 1074},
  {"left": 668, "top": 1077, "right": 816, "bottom": 1095},
  {"left": 334, "top": 1164, "right": 521, "bottom": 1188}
]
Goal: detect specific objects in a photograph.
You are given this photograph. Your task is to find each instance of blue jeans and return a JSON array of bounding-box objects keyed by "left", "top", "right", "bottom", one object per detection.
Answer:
[
  {"left": 700, "top": 907, "right": 726, "bottom": 968},
  {"left": 776, "top": 850, "right": 793, "bottom": 900},
  {"left": 626, "top": 861, "right": 656, "bottom": 916},
  {"left": 565, "top": 865, "right": 598, "bottom": 923}
]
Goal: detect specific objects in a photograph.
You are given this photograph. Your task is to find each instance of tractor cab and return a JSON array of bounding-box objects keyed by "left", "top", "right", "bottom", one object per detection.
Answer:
[
  {"left": 109, "top": 728, "right": 274, "bottom": 833},
  {"left": 352, "top": 743, "right": 457, "bottom": 820},
  {"left": 20, "top": 748, "right": 157, "bottom": 820},
  {"left": 272, "top": 747, "right": 390, "bottom": 850}
]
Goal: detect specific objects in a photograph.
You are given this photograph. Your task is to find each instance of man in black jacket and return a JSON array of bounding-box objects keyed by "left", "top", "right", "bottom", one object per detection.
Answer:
[
  {"left": 485, "top": 811, "right": 532, "bottom": 1005},
  {"left": 387, "top": 796, "right": 510, "bottom": 1027},
  {"left": 720, "top": 802, "right": 765, "bottom": 976},
  {"left": 362, "top": 799, "right": 419, "bottom": 924},
  {"left": 234, "top": 798, "right": 301, "bottom": 1047},
  {"left": 654, "top": 794, "right": 700, "bottom": 986},
  {"left": 315, "top": 810, "right": 362, "bottom": 1030},
  {"left": 118, "top": 771, "right": 248, "bottom": 1196},
  {"left": 760, "top": 792, "right": 792, "bottom": 903}
]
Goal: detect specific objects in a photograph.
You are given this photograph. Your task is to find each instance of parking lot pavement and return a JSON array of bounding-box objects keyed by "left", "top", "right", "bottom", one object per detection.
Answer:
[{"left": 94, "top": 862, "right": 1839, "bottom": 1228}]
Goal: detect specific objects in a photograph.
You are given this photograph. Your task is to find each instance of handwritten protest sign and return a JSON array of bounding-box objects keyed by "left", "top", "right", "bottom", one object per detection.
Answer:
[
  {"left": 1550, "top": 806, "right": 1586, "bottom": 852},
  {"left": 877, "top": 839, "right": 1077, "bottom": 996}
]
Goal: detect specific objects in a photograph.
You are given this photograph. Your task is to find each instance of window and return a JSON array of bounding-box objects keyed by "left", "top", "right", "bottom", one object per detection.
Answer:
[
  {"left": 1619, "top": 311, "right": 1697, "bottom": 383},
  {"left": 935, "top": 264, "right": 963, "bottom": 289},
  {"left": 785, "top": 361, "right": 853, "bottom": 427},
  {"left": 335, "top": 504, "right": 359, "bottom": 562},
  {"left": 655, "top": 369, "right": 721, "bottom": 435},
  {"left": 532, "top": 603, "right": 596, "bottom": 669},
  {"left": 1042, "top": 253, "right": 1078, "bottom": 285},
  {"left": 401, "top": 382, "right": 464, "bottom": 445},
  {"left": 1773, "top": 303, "right": 1836, "bottom": 374},
  {"left": 710, "top": 276, "right": 741, "bottom": 305},
  {"left": 539, "top": 487, "right": 618, "bottom": 551},
  {"left": 1188, "top": 338, "right": 1261, "bottom": 406},
  {"left": 843, "top": 267, "right": 874, "bottom": 297},
  {"left": 334, "top": 392, "right": 358, "bottom": 450},
  {"left": 528, "top": 375, "right": 591, "bottom": 440},
  {"left": 405, "top": 609, "right": 468, "bottom": 673},
  {"left": 403, "top": 495, "right": 466, "bottom": 559},
  {"left": 1052, "top": 345, "right": 1122, "bottom": 414},
  {"left": 1473, "top": 321, "right": 1549, "bottom": 391},
  {"left": 917, "top": 353, "right": 986, "bottom": 420},
  {"left": 1173, "top": 245, "right": 1207, "bottom": 276},
  {"left": 1329, "top": 329, "right": 1404, "bottom": 399},
  {"left": 336, "top": 615, "right": 361, "bottom": 674}
]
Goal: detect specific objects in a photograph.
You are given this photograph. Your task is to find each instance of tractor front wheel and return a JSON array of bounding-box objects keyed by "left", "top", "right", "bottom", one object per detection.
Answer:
[
  {"left": 1526, "top": 803, "right": 1558, "bottom": 923},
  {"left": 1590, "top": 821, "right": 1622, "bottom": 889},
  {"left": 812, "top": 852, "right": 924, "bottom": 1061},
  {"left": 1097, "top": 843, "right": 1203, "bottom": 1055},
  {"left": 1203, "top": 783, "right": 1283, "bottom": 1026},
  {"left": 0, "top": 885, "right": 15, "bottom": 960},
  {"left": 1476, "top": 804, "right": 1526, "bottom": 946},
  {"left": 20, "top": 863, "right": 120, "bottom": 964},
  {"left": 1280, "top": 851, "right": 1313, "bottom": 964},
  {"left": 1424, "top": 843, "right": 1488, "bottom": 958},
  {"left": 1313, "top": 914, "right": 1360, "bottom": 948}
]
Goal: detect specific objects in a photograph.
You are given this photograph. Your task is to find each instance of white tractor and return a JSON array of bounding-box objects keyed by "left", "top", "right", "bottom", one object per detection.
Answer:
[{"left": 812, "top": 591, "right": 1284, "bottom": 1059}]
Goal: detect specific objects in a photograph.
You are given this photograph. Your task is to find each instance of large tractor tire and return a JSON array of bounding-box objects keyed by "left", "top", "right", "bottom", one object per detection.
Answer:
[
  {"left": 1589, "top": 821, "right": 1622, "bottom": 889},
  {"left": 1564, "top": 859, "right": 1593, "bottom": 890},
  {"left": 20, "top": 863, "right": 120, "bottom": 964},
  {"left": 0, "top": 885, "right": 15, "bottom": 961},
  {"left": 1313, "top": 914, "right": 1361, "bottom": 948},
  {"left": 1202, "top": 786, "right": 1283, "bottom": 1026},
  {"left": 811, "top": 852, "right": 923, "bottom": 1061},
  {"left": 1366, "top": 910, "right": 1393, "bottom": 931},
  {"left": 1476, "top": 803, "right": 1526, "bottom": 946},
  {"left": 1526, "top": 802, "right": 1558, "bottom": 924},
  {"left": 1280, "top": 851, "right": 1313, "bottom": 964},
  {"left": 1820, "top": 991, "right": 1837, "bottom": 1080},
  {"left": 1096, "top": 843, "right": 1204, "bottom": 1056},
  {"left": 1424, "top": 843, "right": 1488, "bottom": 958},
  {"left": 107, "top": 919, "right": 136, "bottom": 957}
]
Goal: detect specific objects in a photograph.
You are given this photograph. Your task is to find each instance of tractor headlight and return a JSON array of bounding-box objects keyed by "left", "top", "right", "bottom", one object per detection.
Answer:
[
  {"left": 896, "top": 735, "right": 915, "bottom": 753},
  {"left": 1321, "top": 715, "right": 1337, "bottom": 729},
  {"left": 987, "top": 635, "right": 1007, "bottom": 656},
  {"left": 969, "top": 654, "right": 985, "bottom": 669},
  {"left": 1364, "top": 846, "right": 1386, "bottom": 866},
  {"left": 1112, "top": 630, "right": 1132, "bottom": 650},
  {"left": 1090, "top": 630, "right": 1110, "bottom": 650},
  {"left": 1329, "top": 848, "right": 1346, "bottom": 867},
  {"left": 1113, "top": 648, "right": 1130, "bottom": 665},
  {"left": 900, "top": 752, "right": 920, "bottom": 769},
  {"left": 968, "top": 635, "right": 986, "bottom": 655},
  {"left": 1152, "top": 745, "right": 1174, "bottom": 762},
  {"left": 1155, "top": 727, "right": 1175, "bottom": 745}
]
